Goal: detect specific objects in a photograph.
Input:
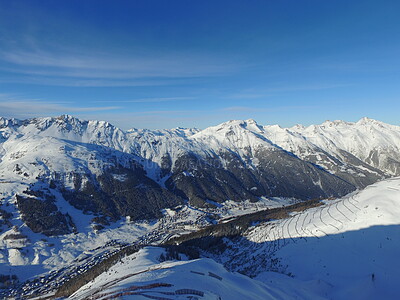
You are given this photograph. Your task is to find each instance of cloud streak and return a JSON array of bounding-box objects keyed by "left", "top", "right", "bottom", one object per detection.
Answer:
[
  {"left": 99, "top": 97, "right": 196, "bottom": 103},
  {"left": 0, "top": 97, "right": 120, "bottom": 119},
  {"left": 0, "top": 46, "right": 248, "bottom": 87},
  {"left": 222, "top": 106, "right": 260, "bottom": 112}
]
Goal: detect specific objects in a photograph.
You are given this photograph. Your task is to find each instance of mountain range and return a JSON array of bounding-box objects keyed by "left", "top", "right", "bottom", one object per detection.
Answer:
[{"left": 0, "top": 115, "right": 399, "bottom": 236}]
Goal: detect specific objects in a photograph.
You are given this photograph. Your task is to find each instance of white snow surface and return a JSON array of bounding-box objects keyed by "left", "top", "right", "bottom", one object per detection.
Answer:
[
  {"left": 289, "top": 118, "right": 400, "bottom": 175},
  {"left": 245, "top": 177, "right": 400, "bottom": 300},
  {"left": 70, "top": 246, "right": 324, "bottom": 300}
]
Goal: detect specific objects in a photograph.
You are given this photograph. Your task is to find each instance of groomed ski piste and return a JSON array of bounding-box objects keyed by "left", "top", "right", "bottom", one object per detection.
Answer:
[{"left": 221, "top": 177, "right": 400, "bottom": 300}]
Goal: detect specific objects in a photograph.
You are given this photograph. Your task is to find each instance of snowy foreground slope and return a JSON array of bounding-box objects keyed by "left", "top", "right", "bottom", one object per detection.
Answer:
[
  {"left": 210, "top": 177, "right": 400, "bottom": 300},
  {"left": 70, "top": 247, "right": 324, "bottom": 300}
]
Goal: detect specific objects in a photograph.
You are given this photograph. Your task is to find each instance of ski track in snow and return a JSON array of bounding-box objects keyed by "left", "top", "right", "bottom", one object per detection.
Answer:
[{"left": 238, "top": 177, "right": 400, "bottom": 300}]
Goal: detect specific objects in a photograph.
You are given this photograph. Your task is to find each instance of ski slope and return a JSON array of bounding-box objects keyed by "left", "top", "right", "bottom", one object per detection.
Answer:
[
  {"left": 244, "top": 177, "right": 400, "bottom": 300},
  {"left": 70, "top": 247, "right": 324, "bottom": 300}
]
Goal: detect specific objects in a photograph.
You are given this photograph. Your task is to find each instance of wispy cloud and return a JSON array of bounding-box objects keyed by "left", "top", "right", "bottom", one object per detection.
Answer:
[
  {"left": 222, "top": 106, "right": 260, "bottom": 112},
  {"left": 228, "top": 93, "right": 271, "bottom": 100},
  {"left": 0, "top": 46, "right": 248, "bottom": 87},
  {"left": 97, "top": 97, "right": 195, "bottom": 103},
  {"left": 124, "top": 109, "right": 201, "bottom": 116},
  {"left": 0, "top": 76, "right": 191, "bottom": 87},
  {"left": 263, "top": 83, "right": 353, "bottom": 92},
  {"left": 0, "top": 96, "right": 120, "bottom": 118},
  {"left": 226, "top": 83, "right": 352, "bottom": 100}
]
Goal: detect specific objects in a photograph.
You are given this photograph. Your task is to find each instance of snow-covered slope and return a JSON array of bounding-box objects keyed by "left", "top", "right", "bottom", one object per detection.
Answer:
[
  {"left": 289, "top": 118, "right": 400, "bottom": 176},
  {"left": 211, "top": 177, "right": 400, "bottom": 300},
  {"left": 249, "top": 177, "right": 400, "bottom": 241},
  {"left": 262, "top": 123, "right": 385, "bottom": 188},
  {"left": 191, "top": 119, "right": 275, "bottom": 156},
  {"left": 70, "top": 246, "right": 324, "bottom": 300}
]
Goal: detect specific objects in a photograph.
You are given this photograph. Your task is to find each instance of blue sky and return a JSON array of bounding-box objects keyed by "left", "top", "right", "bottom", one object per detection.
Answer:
[{"left": 0, "top": 0, "right": 399, "bottom": 129}]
